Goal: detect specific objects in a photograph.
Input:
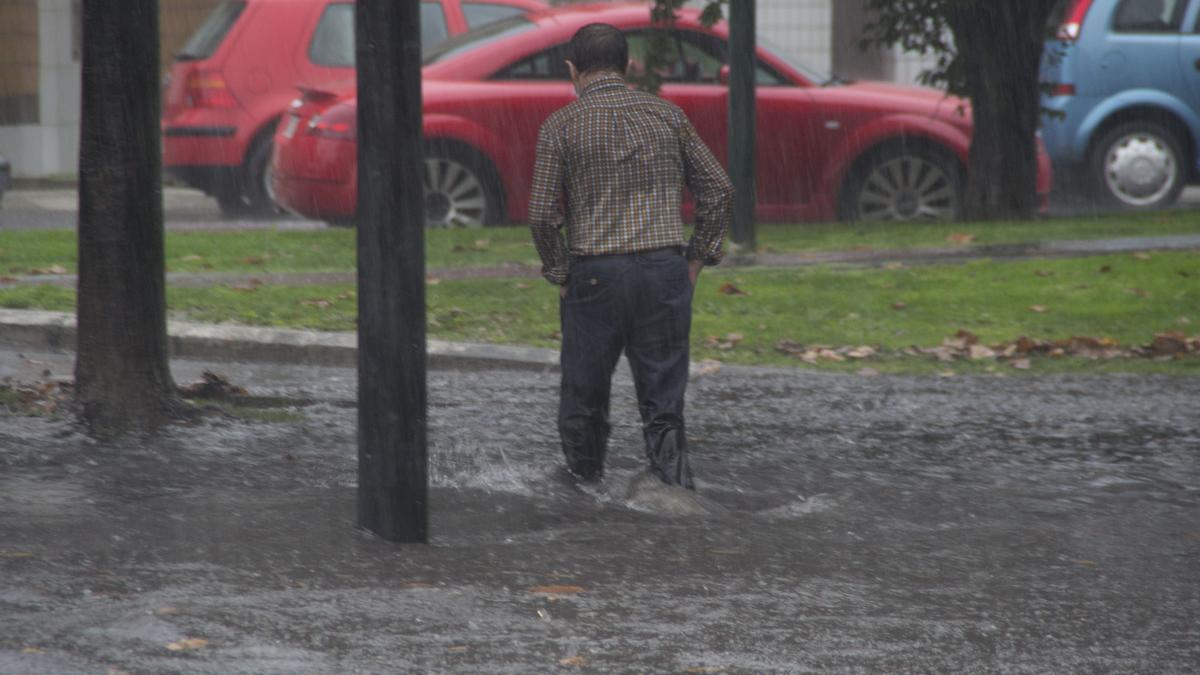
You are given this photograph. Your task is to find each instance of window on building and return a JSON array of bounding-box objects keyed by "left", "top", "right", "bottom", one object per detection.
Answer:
[{"left": 0, "top": 0, "right": 40, "bottom": 125}]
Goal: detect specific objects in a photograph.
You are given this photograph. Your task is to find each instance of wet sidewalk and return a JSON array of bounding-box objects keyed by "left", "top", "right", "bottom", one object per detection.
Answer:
[{"left": 1, "top": 346, "right": 1198, "bottom": 672}]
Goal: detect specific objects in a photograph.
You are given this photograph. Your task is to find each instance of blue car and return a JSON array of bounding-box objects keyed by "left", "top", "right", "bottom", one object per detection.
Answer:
[{"left": 1041, "top": 0, "right": 1200, "bottom": 210}]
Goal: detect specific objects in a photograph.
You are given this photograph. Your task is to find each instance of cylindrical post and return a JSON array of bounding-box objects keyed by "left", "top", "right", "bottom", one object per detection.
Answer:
[
  {"left": 355, "top": 0, "right": 428, "bottom": 542},
  {"left": 728, "top": 0, "right": 757, "bottom": 253}
]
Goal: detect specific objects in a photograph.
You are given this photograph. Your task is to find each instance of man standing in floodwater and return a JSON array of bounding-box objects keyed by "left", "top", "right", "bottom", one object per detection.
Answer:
[{"left": 528, "top": 23, "right": 734, "bottom": 490}]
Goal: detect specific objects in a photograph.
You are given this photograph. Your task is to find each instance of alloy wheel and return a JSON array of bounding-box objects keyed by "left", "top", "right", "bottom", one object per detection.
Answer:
[
  {"left": 855, "top": 155, "right": 958, "bottom": 222},
  {"left": 423, "top": 157, "right": 488, "bottom": 228}
]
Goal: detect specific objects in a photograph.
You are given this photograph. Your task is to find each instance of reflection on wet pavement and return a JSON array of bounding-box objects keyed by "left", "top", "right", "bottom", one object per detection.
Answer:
[{"left": 1, "top": 355, "right": 1198, "bottom": 672}]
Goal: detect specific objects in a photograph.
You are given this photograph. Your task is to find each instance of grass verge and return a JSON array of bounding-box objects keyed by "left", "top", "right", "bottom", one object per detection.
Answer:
[
  {"left": 2, "top": 209, "right": 1199, "bottom": 276},
  {"left": 2, "top": 250, "right": 1196, "bottom": 374}
]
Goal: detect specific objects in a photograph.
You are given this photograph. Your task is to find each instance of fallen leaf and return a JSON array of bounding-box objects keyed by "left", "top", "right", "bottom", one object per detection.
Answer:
[
  {"left": 1179, "top": 317, "right": 1192, "bottom": 325},
  {"left": 845, "top": 346, "right": 876, "bottom": 359},
  {"left": 968, "top": 344, "right": 996, "bottom": 360},
  {"left": 883, "top": 261, "right": 905, "bottom": 270},
  {"left": 1010, "top": 358, "right": 1031, "bottom": 370},
  {"left": 28, "top": 265, "right": 69, "bottom": 275},
  {"left": 1126, "top": 287, "right": 1150, "bottom": 298},
  {"left": 1034, "top": 269, "right": 1054, "bottom": 277},
  {"left": 425, "top": 276, "right": 441, "bottom": 285},
  {"left": 21, "top": 647, "right": 44, "bottom": 654},
  {"left": 892, "top": 301, "right": 907, "bottom": 310},
  {"left": 166, "top": 638, "right": 208, "bottom": 652},
  {"left": 242, "top": 256, "right": 267, "bottom": 265},
  {"left": 558, "top": 656, "right": 587, "bottom": 667},
  {"left": 0, "top": 275, "right": 17, "bottom": 283},
  {"left": 300, "top": 299, "right": 332, "bottom": 308},
  {"left": 530, "top": 584, "right": 585, "bottom": 595},
  {"left": 513, "top": 282, "right": 530, "bottom": 289},
  {"left": 1028, "top": 305, "right": 1048, "bottom": 313},
  {"left": 716, "top": 282, "right": 748, "bottom": 296},
  {"left": 946, "top": 232, "right": 976, "bottom": 245},
  {"left": 692, "top": 359, "right": 722, "bottom": 376},
  {"left": 155, "top": 606, "right": 179, "bottom": 615},
  {"left": 1132, "top": 252, "right": 1152, "bottom": 260}
]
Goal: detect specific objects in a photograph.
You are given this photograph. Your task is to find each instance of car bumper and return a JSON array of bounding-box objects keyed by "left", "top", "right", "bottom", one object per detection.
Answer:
[{"left": 271, "top": 123, "right": 357, "bottom": 219}]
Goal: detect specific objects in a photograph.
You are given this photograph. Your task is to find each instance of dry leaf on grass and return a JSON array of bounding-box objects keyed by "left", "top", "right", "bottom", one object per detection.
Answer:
[
  {"left": 946, "top": 232, "right": 976, "bottom": 245},
  {"left": 166, "top": 638, "right": 208, "bottom": 652},
  {"left": 1028, "top": 305, "right": 1048, "bottom": 313},
  {"left": 716, "top": 282, "right": 748, "bottom": 296},
  {"left": 558, "top": 656, "right": 587, "bottom": 667},
  {"left": 28, "top": 265, "right": 69, "bottom": 275}
]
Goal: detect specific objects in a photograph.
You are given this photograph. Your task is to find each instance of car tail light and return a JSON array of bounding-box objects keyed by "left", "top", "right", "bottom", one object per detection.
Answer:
[
  {"left": 1049, "top": 83, "right": 1076, "bottom": 96},
  {"left": 184, "top": 70, "right": 237, "bottom": 108},
  {"left": 1055, "top": 0, "right": 1093, "bottom": 41},
  {"left": 308, "top": 103, "right": 356, "bottom": 140}
]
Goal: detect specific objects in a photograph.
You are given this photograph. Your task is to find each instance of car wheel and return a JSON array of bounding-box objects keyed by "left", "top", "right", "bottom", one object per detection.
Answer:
[
  {"left": 842, "top": 145, "right": 962, "bottom": 222},
  {"left": 1089, "top": 121, "right": 1185, "bottom": 210},
  {"left": 422, "top": 146, "right": 502, "bottom": 228},
  {"left": 215, "top": 185, "right": 251, "bottom": 217},
  {"left": 242, "top": 136, "right": 281, "bottom": 216}
]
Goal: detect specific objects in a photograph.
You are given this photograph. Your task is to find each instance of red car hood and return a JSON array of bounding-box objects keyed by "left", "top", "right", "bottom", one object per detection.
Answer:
[{"left": 824, "top": 80, "right": 972, "bottom": 128}]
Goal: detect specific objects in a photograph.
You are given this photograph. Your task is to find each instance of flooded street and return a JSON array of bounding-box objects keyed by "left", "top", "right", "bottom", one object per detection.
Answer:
[{"left": 2, "top": 351, "right": 1198, "bottom": 672}]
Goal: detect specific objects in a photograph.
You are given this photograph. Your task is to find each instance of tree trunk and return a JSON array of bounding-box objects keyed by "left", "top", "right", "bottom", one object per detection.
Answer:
[
  {"left": 951, "top": 2, "right": 1057, "bottom": 220},
  {"left": 355, "top": 0, "right": 429, "bottom": 543},
  {"left": 75, "top": 0, "right": 181, "bottom": 437}
]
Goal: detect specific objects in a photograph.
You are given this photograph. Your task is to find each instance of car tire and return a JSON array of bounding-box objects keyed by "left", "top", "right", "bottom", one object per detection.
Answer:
[
  {"left": 214, "top": 135, "right": 279, "bottom": 218},
  {"left": 422, "top": 144, "right": 503, "bottom": 228},
  {"left": 242, "top": 136, "right": 281, "bottom": 215},
  {"left": 1088, "top": 120, "right": 1185, "bottom": 211},
  {"left": 840, "top": 144, "right": 963, "bottom": 222}
]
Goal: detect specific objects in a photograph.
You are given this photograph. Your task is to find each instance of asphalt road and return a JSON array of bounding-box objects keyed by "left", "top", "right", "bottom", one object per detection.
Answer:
[{"left": 2, "top": 185, "right": 1199, "bottom": 230}]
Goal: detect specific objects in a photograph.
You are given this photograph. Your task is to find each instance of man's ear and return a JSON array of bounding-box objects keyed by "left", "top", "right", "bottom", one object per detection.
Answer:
[{"left": 565, "top": 60, "right": 579, "bottom": 81}]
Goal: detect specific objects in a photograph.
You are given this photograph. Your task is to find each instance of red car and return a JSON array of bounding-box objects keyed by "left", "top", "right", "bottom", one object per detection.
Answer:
[
  {"left": 162, "top": 0, "right": 545, "bottom": 216},
  {"left": 273, "top": 3, "right": 1053, "bottom": 226}
]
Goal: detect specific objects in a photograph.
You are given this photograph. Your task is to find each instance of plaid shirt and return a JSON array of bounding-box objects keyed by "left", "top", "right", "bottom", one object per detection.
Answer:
[{"left": 528, "top": 73, "right": 734, "bottom": 285}]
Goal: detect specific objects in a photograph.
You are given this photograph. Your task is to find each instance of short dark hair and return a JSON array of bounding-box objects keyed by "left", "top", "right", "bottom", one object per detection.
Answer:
[{"left": 566, "top": 23, "right": 628, "bottom": 76}]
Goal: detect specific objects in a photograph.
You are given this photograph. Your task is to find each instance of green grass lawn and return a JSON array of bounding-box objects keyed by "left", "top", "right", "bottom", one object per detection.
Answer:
[
  {"left": 4, "top": 250, "right": 1197, "bottom": 374},
  {"left": 3, "top": 209, "right": 1198, "bottom": 276}
]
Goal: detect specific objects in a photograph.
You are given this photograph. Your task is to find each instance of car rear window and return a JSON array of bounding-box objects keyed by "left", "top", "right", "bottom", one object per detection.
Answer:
[
  {"left": 423, "top": 16, "right": 535, "bottom": 65},
  {"left": 462, "top": 2, "right": 526, "bottom": 30},
  {"left": 1112, "top": 0, "right": 1187, "bottom": 32},
  {"left": 177, "top": 1, "right": 245, "bottom": 61},
  {"left": 309, "top": 2, "right": 450, "bottom": 68}
]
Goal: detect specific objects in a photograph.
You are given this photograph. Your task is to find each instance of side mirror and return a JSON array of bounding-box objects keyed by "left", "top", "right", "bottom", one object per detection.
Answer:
[{"left": 718, "top": 64, "right": 731, "bottom": 86}]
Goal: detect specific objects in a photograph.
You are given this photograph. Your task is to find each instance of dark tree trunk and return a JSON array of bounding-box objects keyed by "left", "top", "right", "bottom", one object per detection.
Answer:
[
  {"left": 355, "top": 0, "right": 429, "bottom": 542},
  {"left": 75, "top": 0, "right": 181, "bottom": 436},
  {"left": 949, "top": 2, "right": 1058, "bottom": 220}
]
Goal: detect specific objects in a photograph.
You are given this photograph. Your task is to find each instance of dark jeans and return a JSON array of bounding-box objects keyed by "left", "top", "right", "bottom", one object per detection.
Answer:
[{"left": 558, "top": 247, "right": 695, "bottom": 489}]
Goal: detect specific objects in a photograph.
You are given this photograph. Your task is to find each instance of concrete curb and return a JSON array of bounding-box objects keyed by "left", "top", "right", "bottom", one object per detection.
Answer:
[{"left": 0, "top": 308, "right": 560, "bottom": 372}]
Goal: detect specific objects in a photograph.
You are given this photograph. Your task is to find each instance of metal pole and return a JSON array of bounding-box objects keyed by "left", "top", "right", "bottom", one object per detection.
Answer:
[
  {"left": 728, "top": 0, "right": 757, "bottom": 253},
  {"left": 355, "top": 0, "right": 428, "bottom": 542}
]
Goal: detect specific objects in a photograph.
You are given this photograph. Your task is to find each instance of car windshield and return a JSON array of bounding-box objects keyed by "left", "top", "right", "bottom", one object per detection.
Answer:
[
  {"left": 423, "top": 16, "right": 536, "bottom": 65},
  {"left": 756, "top": 33, "right": 831, "bottom": 85}
]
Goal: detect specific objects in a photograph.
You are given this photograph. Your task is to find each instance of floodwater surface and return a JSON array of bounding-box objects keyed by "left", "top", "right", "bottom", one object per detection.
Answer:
[{"left": 1, "top": 352, "right": 1198, "bottom": 672}]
